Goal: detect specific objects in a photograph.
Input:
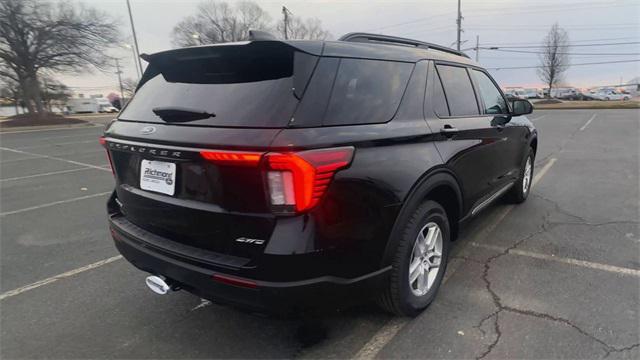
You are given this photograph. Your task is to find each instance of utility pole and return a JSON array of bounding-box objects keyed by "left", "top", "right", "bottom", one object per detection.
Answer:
[
  {"left": 282, "top": 6, "right": 292, "bottom": 40},
  {"left": 126, "top": 0, "right": 144, "bottom": 76},
  {"left": 475, "top": 35, "right": 479, "bottom": 62},
  {"left": 456, "top": 0, "right": 463, "bottom": 51},
  {"left": 115, "top": 59, "right": 125, "bottom": 107}
]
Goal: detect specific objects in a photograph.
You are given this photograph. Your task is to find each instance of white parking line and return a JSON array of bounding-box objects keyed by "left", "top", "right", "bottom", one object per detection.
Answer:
[
  {"left": 15, "top": 139, "right": 98, "bottom": 150},
  {"left": 0, "top": 124, "right": 103, "bottom": 134},
  {"left": 0, "top": 146, "right": 110, "bottom": 171},
  {"left": 0, "top": 191, "right": 111, "bottom": 217},
  {"left": 1, "top": 130, "right": 104, "bottom": 142},
  {"left": 0, "top": 166, "right": 108, "bottom": 182},
  {"left": 469, "top": 242, "right": 640, "bottom": 277},
  {"left": 533, "top": 157, "right": 556, "bottom": 184},
  {"left": 353, "top": 157, "right": 557, "bottom": 359},
  {"left": 0, "top": 255, "right": 123, "bottom": 301},
  {"left": 579, "top": 113, "right": 596, "bottom": 131}
]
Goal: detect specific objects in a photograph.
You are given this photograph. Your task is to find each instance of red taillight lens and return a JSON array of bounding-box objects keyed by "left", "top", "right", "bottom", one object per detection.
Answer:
[
  {"left": 199, "top": 147, "right": 354, "bottom": 214},
  {"left": 99, "top": 137, "right": 115, "bottom": 175},
  {"left": 199, "top": 150, "right": 264, "bottom": 167},
  {"left": 264, "top": 147, "right": 354, "bottom": 213}
]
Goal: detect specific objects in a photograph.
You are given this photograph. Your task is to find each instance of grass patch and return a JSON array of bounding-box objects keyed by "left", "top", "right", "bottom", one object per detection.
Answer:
[
  {"left": 0, "top": 113, "right": 88, "bottom": 128},
  {"left": 533, "top": 100, "right": 640, "bottom": 109}
]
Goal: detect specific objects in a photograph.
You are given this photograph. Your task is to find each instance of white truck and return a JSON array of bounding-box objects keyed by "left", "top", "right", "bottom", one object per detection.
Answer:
[
  {"left": 66, "top": 98, "right": 118, "bottom": 113},
  {"left": 523, "top": 88, "right": 543, "bottom": 99},
  {"left": 592, "top": 89, "right": 631, "bottom": 101}
]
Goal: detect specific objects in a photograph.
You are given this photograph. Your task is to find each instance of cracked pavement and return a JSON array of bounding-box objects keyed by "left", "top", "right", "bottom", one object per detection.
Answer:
[
  {"left": 2, "top": 109, "right": 638, "bottom": 359},
  {"left": 378, "top": 109, "right": 639, "bottom": 359}
]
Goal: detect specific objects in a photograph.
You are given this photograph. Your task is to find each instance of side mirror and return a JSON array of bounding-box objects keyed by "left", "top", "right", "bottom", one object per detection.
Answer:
[{"left": 511, "top": 99, "right": 533, "bottom": 116}]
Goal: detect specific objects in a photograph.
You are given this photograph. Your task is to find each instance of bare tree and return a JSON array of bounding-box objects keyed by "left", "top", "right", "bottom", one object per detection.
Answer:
[
  {"left": 0, "top": 0, "right": 119, "bottom": 116},
  {"left": 171, "top": 1, "right": 272, "bottom": 46},
  {"left": 277, "top": 16, "right": 332, "bottom": 40},
  {"left": 537, "top": 23, "right": 570, "bottom": 97}
]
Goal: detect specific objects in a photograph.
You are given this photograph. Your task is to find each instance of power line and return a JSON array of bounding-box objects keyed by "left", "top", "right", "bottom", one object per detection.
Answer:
[
  {"left": 464, "top": 2, "right": 638, "bottom": 16},
  {"left": 480, "top": 37, "right": 639, "bottom": 46},
  {"left": 363, "top": 12, "right": 456, "bottom": 32},
  {"left": 483, "top": 48, "right": 640, "bottom": 56},
  {"left": 467, "top": 24, "right": 639, "bottom": 30},
  {"left": 486, "top": 59, "right": 640, "bottom": 70},
  {"left": 479, "top": 41, "right": 640, "bottom": 49},
  {"left": 394, "top": 24, "right": 456, "bottom": 38}
]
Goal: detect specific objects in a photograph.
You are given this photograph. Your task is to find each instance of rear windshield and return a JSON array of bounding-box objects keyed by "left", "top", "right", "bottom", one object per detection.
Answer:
[{"left": 119, "top": 42, "right": 318, "bottom": 128}]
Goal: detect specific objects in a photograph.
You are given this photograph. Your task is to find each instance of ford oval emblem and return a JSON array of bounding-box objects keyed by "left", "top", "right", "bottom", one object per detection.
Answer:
[{"left": 140, "top": 126, "right": 156, "bottom": 135}]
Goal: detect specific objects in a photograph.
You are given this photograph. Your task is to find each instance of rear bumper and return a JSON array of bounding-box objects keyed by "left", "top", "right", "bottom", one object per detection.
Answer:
[{"left": 109, "top": 216, "right": 390, "bottom": 314}]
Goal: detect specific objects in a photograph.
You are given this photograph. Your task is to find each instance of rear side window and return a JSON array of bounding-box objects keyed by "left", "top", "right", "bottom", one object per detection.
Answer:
[
  {"left": 322, "top": 59, "right": 413, "bottom": 126},
  {"left": 432, "top": 71, "right": 449, "bottom": 117},
  {"left": 119, "top": 43, "right": 318, "bottom": 128},
  {"left": 436, "top": 65, "right": 479, "bottom": 116},
  {"left": 470, "top": 69, "right": 508, "bottom": 114}
]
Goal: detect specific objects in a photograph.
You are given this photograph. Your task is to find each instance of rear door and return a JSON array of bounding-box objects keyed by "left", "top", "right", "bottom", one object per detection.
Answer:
[
  {"left": 469, "top": 68, "right": 527, "bottom": 188},
  {"left": 424, "top": 62, "right": 510, "bottom": 213},
  {"left": 104, "top": 42, "right": 320, "bottom": 261}
]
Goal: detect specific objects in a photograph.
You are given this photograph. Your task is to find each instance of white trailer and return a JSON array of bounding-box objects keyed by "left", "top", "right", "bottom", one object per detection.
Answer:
[{"left": 66, "top": 98, "right": 118, "bottom": 113}]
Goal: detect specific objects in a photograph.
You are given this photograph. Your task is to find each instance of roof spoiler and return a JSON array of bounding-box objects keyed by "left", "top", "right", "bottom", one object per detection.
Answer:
[
  {"left": 339, "top": 32, "right": 470, "bottom": 59},
  {"left": 248, "top": 30, "right": 278, "bottom": 41}
]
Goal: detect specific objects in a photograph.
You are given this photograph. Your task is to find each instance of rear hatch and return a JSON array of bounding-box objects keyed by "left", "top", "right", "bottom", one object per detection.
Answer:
[{"left": 104, "top": 41, "right": 320, "bottom": 262}]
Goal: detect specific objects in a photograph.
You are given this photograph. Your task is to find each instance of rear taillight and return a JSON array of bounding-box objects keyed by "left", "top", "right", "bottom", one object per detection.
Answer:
[
  {"left": 199, "top": 150, "right": 263, "bottom": 167},
  {"left": 264, "top": 147, "right": 354, "bottom": 213},
  {"left": 200, "top": 147, "right": 354, "bottom": 214},
  {"left": 99, "top": 137, "right": 115, "bottom": 175}
]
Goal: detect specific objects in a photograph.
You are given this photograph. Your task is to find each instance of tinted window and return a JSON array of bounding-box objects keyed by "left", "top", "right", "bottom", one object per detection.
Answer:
[
  {"left": 432, "top": 71, "right": 449, "bottom": 117},
  {"left": 323, "top": 59, "right": 413, "bottom": 125},
  {"left": 471, "top": 70, "right": 508, "bottom": 114},
  {"left": 119, "top": 43, "right": 317, "bottom": 128},
  {"left": 436, "top": 65, "right": 479, "bottom": 116}
]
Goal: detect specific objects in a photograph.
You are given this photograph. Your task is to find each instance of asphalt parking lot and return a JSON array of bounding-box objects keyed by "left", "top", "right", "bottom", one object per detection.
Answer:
[{"left": 1, "top": 109, "right": 638, "bottom": 359}]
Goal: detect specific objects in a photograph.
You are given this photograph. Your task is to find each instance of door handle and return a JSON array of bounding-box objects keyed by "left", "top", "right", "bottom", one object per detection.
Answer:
[{"left": 440, "top": 125, "right": 458, "bottom": 137}]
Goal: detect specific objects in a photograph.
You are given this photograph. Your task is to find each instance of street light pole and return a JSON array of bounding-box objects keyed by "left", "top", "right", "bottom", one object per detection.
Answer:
[
  {"left": 126, "top": 0, "right": 143, "bottom": 76},
  {"left": 124, "top": 44, "right": 141, "bottom": 79}
]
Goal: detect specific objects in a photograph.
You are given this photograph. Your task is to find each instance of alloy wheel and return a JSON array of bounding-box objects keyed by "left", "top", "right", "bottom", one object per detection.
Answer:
[
  {"left": 523, "top": 156, "right": 532, "bottom": 195},
  {"left": 408, "top": 222, "right": 443, "bottom": 296}
]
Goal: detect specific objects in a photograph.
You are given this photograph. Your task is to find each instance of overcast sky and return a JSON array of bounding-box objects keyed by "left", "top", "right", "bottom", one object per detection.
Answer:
[{"left": 59, "top": 0, "right": 640, "bottom": 97}]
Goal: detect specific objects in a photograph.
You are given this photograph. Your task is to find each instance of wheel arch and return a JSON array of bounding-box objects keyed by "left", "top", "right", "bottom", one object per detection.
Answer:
[
  {"left": 381, "top": 168, "right": 463, "bottom": 267},
  {"left": 529, "top": 135, "right": 538, "bottom": 156}
]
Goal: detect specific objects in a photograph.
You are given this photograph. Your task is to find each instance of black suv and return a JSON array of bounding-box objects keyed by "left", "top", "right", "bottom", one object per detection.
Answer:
[{"left": 102, "top": 32, "right": 537, "bottom": 316}]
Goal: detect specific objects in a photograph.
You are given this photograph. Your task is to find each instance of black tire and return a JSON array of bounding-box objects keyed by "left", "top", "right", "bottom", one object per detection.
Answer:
[
  {"left": 377, "top": 200, "right": 451, "bottom": 317},
  {"left": 506, "top": 147, "right": 535, "bottom": 204}
]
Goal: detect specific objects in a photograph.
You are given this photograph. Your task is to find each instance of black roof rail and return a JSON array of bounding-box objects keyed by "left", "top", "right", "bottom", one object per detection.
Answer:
[{"left": 338, "top": 32, "right": 470, "bottom": 59}]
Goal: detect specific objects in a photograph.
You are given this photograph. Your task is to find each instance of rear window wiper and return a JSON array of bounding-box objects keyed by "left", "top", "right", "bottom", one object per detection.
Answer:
[{"left": 152, "top": 107, "right": 216, "bottom": 122}]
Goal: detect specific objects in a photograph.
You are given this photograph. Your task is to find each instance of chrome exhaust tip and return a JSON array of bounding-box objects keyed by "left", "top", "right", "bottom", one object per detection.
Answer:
[{"left": 145, "top": 275, "right": 172, "bottom": 295}]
